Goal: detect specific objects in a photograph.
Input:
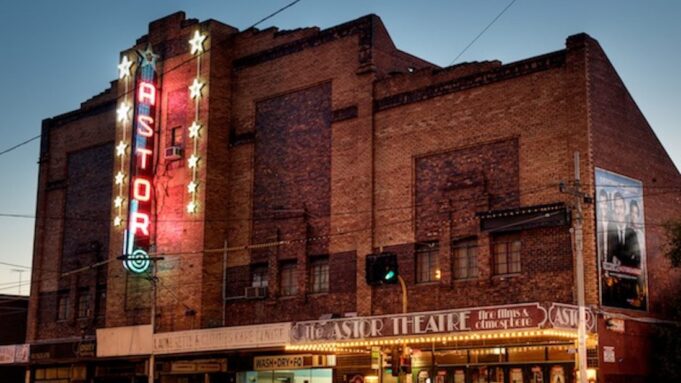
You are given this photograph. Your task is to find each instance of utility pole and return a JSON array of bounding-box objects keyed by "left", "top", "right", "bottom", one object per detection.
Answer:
[
  {"left": 10, "top": 269, "right": 26, "bottom": 295},
  {"left": 148, "top": 261, "right": 157, "bottom": 383},
  {"left": 560, "top": 152, "right": 589, "bottom": 383}
]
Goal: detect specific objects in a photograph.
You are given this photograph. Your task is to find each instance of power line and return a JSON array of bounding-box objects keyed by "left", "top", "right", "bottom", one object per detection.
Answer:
[
  {"left": 0, "top": 261, "right": 31, "bottom": 269},
  {"left": 449, "top": 0, "right": 518, "bottom": 66},
  {"left": 0, "top": 135, "right": 40, "bottom": 157},
  {"left": 248, "top": 0, "right": 303, "bottom": 30}
]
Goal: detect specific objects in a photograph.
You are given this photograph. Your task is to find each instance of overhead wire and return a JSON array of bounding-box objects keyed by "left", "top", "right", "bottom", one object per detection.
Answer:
[
  {"left": 0, "top": 135, "right": 40, "bottom": 157},
  {"left": 449, "top": 0, "right": 518, "bottom": 66}
]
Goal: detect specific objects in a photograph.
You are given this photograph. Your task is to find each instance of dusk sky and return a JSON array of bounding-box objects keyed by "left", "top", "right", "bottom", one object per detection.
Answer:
[{"left": 0, "top": 0, "right": 679, "bottom": 293}]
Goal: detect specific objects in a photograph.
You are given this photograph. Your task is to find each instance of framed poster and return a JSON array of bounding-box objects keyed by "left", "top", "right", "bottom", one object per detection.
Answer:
[{"left": 595, "top": 168, "right": 648, "bottom": 310}]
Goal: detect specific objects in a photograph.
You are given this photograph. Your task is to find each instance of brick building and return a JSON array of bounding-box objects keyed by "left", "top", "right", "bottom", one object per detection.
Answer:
[{"left": 26, "top": 11, "right": 681, "bottom": 383}]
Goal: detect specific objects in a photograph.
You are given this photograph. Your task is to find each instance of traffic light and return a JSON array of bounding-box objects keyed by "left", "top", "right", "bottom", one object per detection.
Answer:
[
  {"left": 366, "top": 252, "right": 399, "bottom": 285},
  {"left": 391, "top": 348, "right": 401, "bottom": 377},
  {"left": 400, "top": 353, "right": 412, "bottom": 374}
]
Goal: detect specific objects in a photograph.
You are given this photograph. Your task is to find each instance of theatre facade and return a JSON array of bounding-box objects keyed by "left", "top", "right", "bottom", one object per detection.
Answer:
[{"left": 26, "top": 11, "right": 681, "bottom": 383}]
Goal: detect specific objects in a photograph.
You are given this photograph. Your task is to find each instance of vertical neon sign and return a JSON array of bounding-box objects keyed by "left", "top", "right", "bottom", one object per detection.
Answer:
[{"left": 123, "top": 45, "right": 159, "bottom": 274}]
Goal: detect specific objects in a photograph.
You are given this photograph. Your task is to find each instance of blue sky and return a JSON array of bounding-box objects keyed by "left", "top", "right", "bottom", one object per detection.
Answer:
[{"left": 0, "top": 0, "right": 679, "bottom": 293}]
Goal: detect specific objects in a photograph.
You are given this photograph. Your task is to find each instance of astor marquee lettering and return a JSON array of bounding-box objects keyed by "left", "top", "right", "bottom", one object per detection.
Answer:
[
  {"left": 291, "top": 303, "right": 549, "bottom": 343},
  {"left": 123, "top": 45, "right": 160, "bottom": 273},
  {"left": 290, "top": 303, "right": 596, "bottom": 343}
]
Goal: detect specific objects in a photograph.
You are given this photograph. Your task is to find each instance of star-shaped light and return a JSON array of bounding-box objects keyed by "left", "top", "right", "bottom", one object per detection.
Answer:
[
  {"left": 188, "top": 121, "right": 201, "bottom": 139},
  {"left": 118, "top": 55, "right": 133, "bottom": 79},
  {"left": 186, "top": 201, "right": 197, "bottom": 213},
  {"left": 137, "top": 44, "right": 159, "bottom": 70},
  {"left": 114, "top": 171, "right": 125, "bottom": 185},
  {"left": 189, "top": 30, "right": 207, "bottom": 55},
  {"left": 114, "top": 196, "right": 124, "bottom": 208},
  {"left": 116, "top": 141, "right": 127, "bottom": 157},
  {"left": 117, "top": 103, "right": 131, "bottom": 123},
  {"left": 187, "top": 181, "right": 198, "bottom": 194},
  {"left": 189, "top": 78, "right": 204, "bottom": 99},
  {"left": 187, "top": 154, "right": 199, "bottom": 168},
  {"left": 113, "top": 216, "right": 122, "bottom": 226}
]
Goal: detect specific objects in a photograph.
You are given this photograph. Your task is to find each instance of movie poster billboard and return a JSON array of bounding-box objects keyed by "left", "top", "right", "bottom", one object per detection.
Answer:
[{"left": 595, "top": 168, "right": 647, "bottom": 310}]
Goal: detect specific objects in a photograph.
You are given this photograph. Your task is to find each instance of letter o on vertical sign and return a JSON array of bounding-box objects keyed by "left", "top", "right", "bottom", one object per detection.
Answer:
[{"left": 133, "top": 178, "right": 151, "bottom": 202}]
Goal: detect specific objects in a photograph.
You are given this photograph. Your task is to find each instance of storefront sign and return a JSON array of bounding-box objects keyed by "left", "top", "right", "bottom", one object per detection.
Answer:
[
  {"left": 253, "top": 355, "right": 335, "bottom": 371},
  {"left": 254, "top": 355, "right": 306, "bottom": 370},
  {"left": 0, "top": 346, "right": 14, "bottom": 364},
  {"left": 170, "top": 359, "right": 227, "bottom": 374},
  {"left": 30, "top": 341, "right": 96, "bottom": 362},
  {"left": 291, "top": 303, "right": 548, "bottom": 343},
  {"left": 97, "top": 325, "right": 153, "bottom": 357},
  {"left": 154, "top": 322, "right": 290, "bottom": 355},
  {"left": 547, "top": 303, "right": 596, "bottom": 332}
]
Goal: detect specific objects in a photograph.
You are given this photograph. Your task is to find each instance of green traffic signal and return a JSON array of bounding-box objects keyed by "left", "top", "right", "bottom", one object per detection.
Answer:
[{"left": 385, "top": 270, "right": 396, "bottom": 281}]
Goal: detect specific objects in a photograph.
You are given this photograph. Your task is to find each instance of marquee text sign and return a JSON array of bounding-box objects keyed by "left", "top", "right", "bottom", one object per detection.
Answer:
[
  {"left": 123, "top": 46, "right": 160, "bottom": 274},
  {"left": 290, "top": 303, "right": 593, "bottom": 343},
  {"left": 153, "top": 322, "right": 290, "bottom": 355},
  {"left": 547, "top": 302, "right": 596, "bottom": 332}
]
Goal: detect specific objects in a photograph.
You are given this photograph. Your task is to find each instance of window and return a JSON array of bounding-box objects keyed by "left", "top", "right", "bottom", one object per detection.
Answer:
[
  {"left": 280, "top": 262, "right": 298, "bottom": 296},
  {"left": 251, "top": 264, "right": 269, "bottom": 288},
  {"left": 493, "top": 234, "right": 521, "bottom": 275},
  {"left": 170, "top": 126, "right": 183, "bottom": 147},
  {"left": 77, "top": 291, "right": 90, "bottom": 319},
  {"left": 95, "top": 286, "right": 106, "bottom": 318},
  {"left": 453, "top": 239, "right": 478, "bottom": 280},
  {"left": 57, "top": 294, "right": 69, "bottom": 321},
  {"left": 416, "top": 242, "right": 440, "bottom": 283},
  {"left": 309, "top": 256, "right": 329, "bottom": 293}
]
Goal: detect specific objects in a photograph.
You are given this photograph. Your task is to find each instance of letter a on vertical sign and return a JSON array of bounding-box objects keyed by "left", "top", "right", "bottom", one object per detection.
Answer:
[{"left": 122, "top": 44, "right": 160, "bottom": 274}]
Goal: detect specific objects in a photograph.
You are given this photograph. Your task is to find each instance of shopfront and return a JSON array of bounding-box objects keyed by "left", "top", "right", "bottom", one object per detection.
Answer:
[
  {"left": 30, "top": 340, "right": 96, "bottom": 383},
  {"left": 238, "top": 355, "right": 335, "bottom": 383},
  {"left": 286, "top": 302, "right": 598, "bottom": 383}
]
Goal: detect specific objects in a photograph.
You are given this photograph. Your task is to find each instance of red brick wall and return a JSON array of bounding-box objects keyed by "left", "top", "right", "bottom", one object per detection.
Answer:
[
  {"left": 28, "top": 91, "right": 116, "bottom": 341},
  {"left": 414, "top": 138, "right": 519, "bottom": 241}
]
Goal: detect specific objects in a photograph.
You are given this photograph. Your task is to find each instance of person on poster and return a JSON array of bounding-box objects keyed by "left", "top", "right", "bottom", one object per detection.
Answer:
[
  {"left": 596, "top": 189, "right": 610, "bottom": 260},
  {"left": 628, "top": 199, "right": 646, "bottom": 256},
  {"left": 606, "top": 192, "right": 641, "bottom": 268}
]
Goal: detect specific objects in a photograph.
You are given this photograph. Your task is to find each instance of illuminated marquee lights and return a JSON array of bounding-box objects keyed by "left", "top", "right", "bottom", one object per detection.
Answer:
[
  {"left": 185, "top": 30, "right": 208, "bottom": 214},
  {"left": 112, "top": 44, "right": 161, "bottom": 274}
]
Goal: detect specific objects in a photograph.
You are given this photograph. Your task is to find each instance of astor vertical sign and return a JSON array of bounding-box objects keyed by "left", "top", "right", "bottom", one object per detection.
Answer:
[{"left": 123, "top": 45, "right": 160, "bottom": 274}]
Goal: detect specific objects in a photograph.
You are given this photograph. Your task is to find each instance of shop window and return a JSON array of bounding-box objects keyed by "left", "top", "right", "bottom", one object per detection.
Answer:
[
  {"left": 57, "top": 293, "right": 69, "bottom": 321},
  {"left": 251, "top": 264, "right": 269, "bottom": 288},
  {"left": 279, "top": 261, "right": 298, "bottom": 296},
  {"left": 452, "top": 238, "right": 478, "bottom": 280},
  {"left": 416, "top": 242, "right": 439, "bottom": 283},
  {"left": 309, "top": 256, "right": 329, "bottom": 293},
  {"left": 35, "top": 366, "right": 71, "bottom": 383},
  {"left": 77, "top": 290, "right": 90, "bottom": 319},
  {"left": 493, "top": 233, "right": 521, "bottom": 275}
]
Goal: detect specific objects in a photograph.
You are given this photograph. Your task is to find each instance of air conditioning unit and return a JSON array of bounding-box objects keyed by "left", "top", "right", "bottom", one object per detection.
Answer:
[
  {"left": 244, "top": 286, "right": 267, "bottom": 299},
  {"left": 164, "top": 146, "right": 183, "bottom": 160}
]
